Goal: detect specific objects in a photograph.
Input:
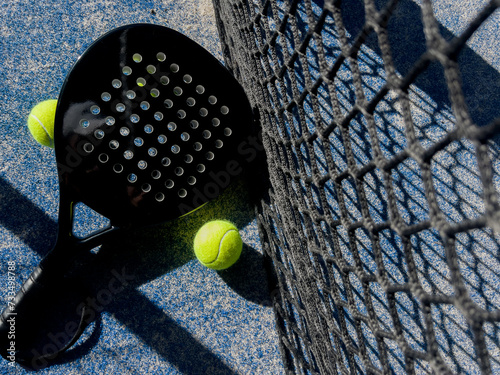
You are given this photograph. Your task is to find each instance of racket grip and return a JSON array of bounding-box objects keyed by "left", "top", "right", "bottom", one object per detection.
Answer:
[{"left": 0, "top": 246, "right": 92, "bottom": 368}]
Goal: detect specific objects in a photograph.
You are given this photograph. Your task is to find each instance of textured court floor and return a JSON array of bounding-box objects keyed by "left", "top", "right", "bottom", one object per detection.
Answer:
[{"left": 0, "top": 1, "right": 283, "bottom": 374}]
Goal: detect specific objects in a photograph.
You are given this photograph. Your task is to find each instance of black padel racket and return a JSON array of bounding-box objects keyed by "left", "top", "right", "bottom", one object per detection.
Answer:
[{"left": 0, "top": 24, "right": 255, "bottom": 367}]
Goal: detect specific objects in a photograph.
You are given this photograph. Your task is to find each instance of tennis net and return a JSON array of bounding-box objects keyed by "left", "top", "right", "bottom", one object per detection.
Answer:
[{"left": 213, "top": 0, "right": 500, "bottom": 373}]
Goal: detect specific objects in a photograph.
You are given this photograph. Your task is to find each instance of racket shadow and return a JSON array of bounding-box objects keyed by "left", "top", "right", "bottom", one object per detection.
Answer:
[
  {"left": 42, "top": 176, "right": 262, "bottom": 372},
  {"left": 0, "top": 178, "right": 57, "bottom": 254}
]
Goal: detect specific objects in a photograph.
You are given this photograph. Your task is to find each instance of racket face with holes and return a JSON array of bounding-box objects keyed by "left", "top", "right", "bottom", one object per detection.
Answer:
[{"left": 55, "top": 24, "right": 254, "bottom": 227}]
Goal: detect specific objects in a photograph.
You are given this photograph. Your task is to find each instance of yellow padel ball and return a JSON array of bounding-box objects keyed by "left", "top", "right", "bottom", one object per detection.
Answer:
[{"left": 194, "top": 220, "right": 243, "bottom": 270}]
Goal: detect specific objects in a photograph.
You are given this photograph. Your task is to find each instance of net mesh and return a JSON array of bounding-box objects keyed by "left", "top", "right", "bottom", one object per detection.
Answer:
[{"left": 213, "top": 0, "right": 500, "bottom": 373}]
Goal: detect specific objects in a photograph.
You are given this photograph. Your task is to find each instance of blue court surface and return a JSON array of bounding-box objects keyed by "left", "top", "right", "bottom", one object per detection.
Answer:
[
  {"left": 1, "top": 0, "right": 499, "bottom": 374},
  {"left": 0, "top": 1, "right": 283, "bottom": 374}
]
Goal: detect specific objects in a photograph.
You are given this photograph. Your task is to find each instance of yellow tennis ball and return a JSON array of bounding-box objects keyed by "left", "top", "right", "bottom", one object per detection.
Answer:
[
  {"left": 194, "top": 220, "right": 243, "bottom": 270},
  {"left": 27, "top": 99, "right": 58, "bottom": 148}
]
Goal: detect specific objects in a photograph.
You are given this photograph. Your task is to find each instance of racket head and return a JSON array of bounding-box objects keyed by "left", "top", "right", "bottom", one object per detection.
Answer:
[{"left": 55, "top": 24, "right": 255, "bottom": 228}]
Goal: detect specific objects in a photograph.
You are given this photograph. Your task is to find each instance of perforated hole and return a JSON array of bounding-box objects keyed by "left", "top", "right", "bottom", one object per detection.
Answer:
[
  {"left": 140, "top": 101, "right": 150, "bottom": 110},
  {"left": 148, "top": 147, "right": 158, "bottom": 157},
  {"left": 122, "top": 66, "right": 132, "bottom": 75},
  {"left": 215, "top": 140, "right": 223, "bottom": 148},
  {"left": 183, "top": 74, "right": 192, "bottom": 83},
  {"left": 221, "top": 106, "right": 229, "bottom": 115},
  {"left": 91, "top": 105, "right": 100, "bottom": 115},
  {"left": 80, "top": 119, "right": 90, "bottom": 128},
  {"left": 134, "top": 137, "right": 144, "bottom": 147},
  {"left": 83, "top": 143, "right": 94, "bottom": 153},
  {"left": 130, "top": 114, "right": 140, "bottom": 123},
  {"left": 133, "top": 53, "right": 142, "bottom": 63},
  {"left": 173, "top": 87, "right": 183, "bottom": 96},
  {"left": 138, "top": 160, "right": 147, "bottom": 169},
  {"left": 157, "top": 134, "right": 167, "bottom": 144},
  {"left": 142, "top": 184, "right": 151, "bottom": 193},
  {"left": 187, "top": 97, "right": 195, "bottom": 107},
  {"left": 113, "top": 164, "right": 123, "bottom": 173},
  {"left": 181, "top": 132, "right": 190, "bottom": 141},
  {"left": 155, "top": 192, "right": 165, "bottom": 202},
  {"left": 157, "top": 52, "right": 166, "bottom": 62},
  {"left": 146, "top": 65, "right": 156, "bottom": 74},
  {"left": 98, "top": 153, "right": 109, "bottom": 163},
  {"left": 187, "top": 176, "right": 196, "bottom": 185},
  {"left": 199, "top": 108, "right": 208, "bottom": 117},
  {"left": 151, "top": 170, "right": 161, "bottom": 179},
  {"left": 224, "top": 128, "right": 232, "bottom": 136},
  {"left": 127, "top": 173, "right": 138, "bottom": 183},
  {"left": 137, "top": 78, "right": 146, "bottom": 87},
  {"left": 109, "top": 140, "right": 119, "bottom": 150},
  {"left": 126, "top": 90, "right": 136, "bottom": 100},
  {"left": 144, "top": 124, "right": 154, "bottom": 134},
  {"left": 184, "top": 154, "right": 193, "bottom": 163},
  {"left": 165, "top": 179, "right": 174, "bottom": 188},
  {"left": 105, "top": 116, "right": 115, "bottom": 126},
  {"left": 193, "top": 142, "right": 202, "bottom": 151},
  {"left": 101, "top": 92, "right": 111, "bottom": 102},
  {"left": 154, "top": 112, "right": 164, "bottom": 121},
  {"left": 160, "top": 76, "right": 169, "bottom": 85},
  {"left": 208, "top": 96, "right": 217, "bottom": 105},
  {"left": 205, "top": 152, "right": 214, "bottom": 160},
  {"left": 177, "top": 110, "right": 186, "bottom": 119},
  {"left": 212, "top": 118, "right": 220, "bottom": 127},
  {"left": 112, "top": 79, "right": 122, "bottom": 88},
  {"left": 202, "top": 130, "right": 211, "bottom": 139},
  {"left": 123, "top": 150, "right": 134, "bottom": 160},
  {"left": 120, "top": 127, "right": 130, "bottom": 136},
  {"left": 94, "top": 129, "right": 104, "bottom": 139},
  {"left": 170, "top": 63, "right": 179, "bottom": 73},
  {"left": 150, "top": 88, "right": 160, "bottom": 98},
  {"left": 175, "top": 167, "right": 184, "bottom": 176},
  {"left": 161, "top": 157, "right": 171, "bottom": 167},
  {"left": 196, "top": 85, "right": 205, "bottom": 94},
  {"left": 168, "top": 122, "right": 177, "bottom": 131},
  {"left": 190, "top": 120, "right": 199, "bottom": 129},
  {"left": 116, "top": 103, "right": 126, "bottom": 112},
  {"left": 171, "top": 145, "right": 180, "bottom": 154},
  {"left": 197, "top": 164, "right": 205, "bottom": 173},
  {"left": 178, "top": 189, "right": 187, "bottom": 198}
]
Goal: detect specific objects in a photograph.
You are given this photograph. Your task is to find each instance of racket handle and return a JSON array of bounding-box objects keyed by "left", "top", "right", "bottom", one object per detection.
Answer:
[
  {"left": 0, "top": 225, "right": 120, "bottom": 367},
  {"left": 0, "top": 244, "right": 92, "bottom": 369}
]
